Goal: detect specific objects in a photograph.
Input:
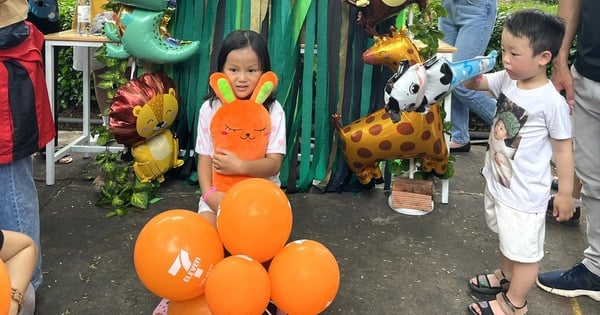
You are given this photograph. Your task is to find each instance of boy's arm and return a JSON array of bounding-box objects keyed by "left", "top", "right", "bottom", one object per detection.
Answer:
[
  {"left": 463, "top": 74, "right": 489, "bottom": 91},
  {"left": 550, "top": 138, "right": 575, "bottom": 222}
]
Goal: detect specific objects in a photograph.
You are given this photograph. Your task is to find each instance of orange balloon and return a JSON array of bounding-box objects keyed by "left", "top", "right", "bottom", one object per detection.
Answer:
[
  {"left": 268, "top": 240, "right": 340, "bottom": 315},
  {"left": 168, "top": 294, "right": 212, "bottom": 315},
  {"left": 205, "top": 255, "right": 271, "bottom": 315},
  {"left": 134, "top": 209, "right": 224, "bottom": 301},
  {"left": 0, "top": 260, "right": 10, "bottom": 315},
  {"left": 217, "top": 178, "right": 292, "bottom": 262}
]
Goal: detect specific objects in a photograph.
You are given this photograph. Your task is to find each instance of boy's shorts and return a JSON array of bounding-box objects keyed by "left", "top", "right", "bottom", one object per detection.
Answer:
[{"left": 484, "top": 187, "right": 545, "bottom": 263}]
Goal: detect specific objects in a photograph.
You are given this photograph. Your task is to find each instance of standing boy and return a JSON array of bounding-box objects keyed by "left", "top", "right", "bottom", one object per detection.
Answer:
[{"left": 463, "top": 9, "right": 575, "bottom": 315}]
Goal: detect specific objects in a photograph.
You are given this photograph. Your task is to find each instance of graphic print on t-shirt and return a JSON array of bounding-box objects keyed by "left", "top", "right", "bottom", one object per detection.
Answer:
[{"left": 486, "top": 93, "right": 528, "bottom": 188}]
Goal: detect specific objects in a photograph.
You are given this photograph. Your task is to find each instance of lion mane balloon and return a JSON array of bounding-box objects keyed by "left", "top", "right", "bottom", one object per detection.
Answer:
[
  {"left": 384, "top": 50, "right": 498, "bottom": 123},
  {"left": 109, "top": 72, "right": 184, "bottom": 182},
  {"left": 345, "top": 0, "right": 428, "bottom": 36},
  {"left": 208, "top": 71, "right": 278, "bottom": 192},
  {"left": 103, "top": 0, "right": 199, "bottom": 63}
]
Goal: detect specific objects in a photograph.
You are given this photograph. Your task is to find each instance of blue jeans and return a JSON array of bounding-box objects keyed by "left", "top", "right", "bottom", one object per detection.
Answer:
[
  {"left": 0, "top": 156, "right": 43, "bottom": 289},
  {"left": 439, "top": 0, "right": 498, "bottom": 145}
]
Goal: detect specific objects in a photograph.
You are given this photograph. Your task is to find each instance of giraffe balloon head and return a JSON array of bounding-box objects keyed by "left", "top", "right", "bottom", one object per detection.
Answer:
[{"left": 362, "top": 26, "right": 424, "bottom": 71}]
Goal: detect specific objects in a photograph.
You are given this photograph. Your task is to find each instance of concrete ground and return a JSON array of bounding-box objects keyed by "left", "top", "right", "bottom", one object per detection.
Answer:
[{"left": 32, "top": 141, "right": 599, "bottom": 314}]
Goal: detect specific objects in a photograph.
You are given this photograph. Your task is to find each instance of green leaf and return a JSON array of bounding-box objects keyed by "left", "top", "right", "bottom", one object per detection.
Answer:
[
  {"left": 130, "top": 192, "right": 149, "bottom": 209},
  {"left": 102, "top": 162, "right": 118, "bottom": 173},
  {"left": 97, "top": 81, "right": 115, "bottom": 90},
  {"left": 111, "top": 196, "right": 125, "bottom": 207},
  {"left": 115, "top": 208, "right": 127, "bottom": 216},
  {"left": 149, "top": 197, "right": 164, "bottom": 204}
]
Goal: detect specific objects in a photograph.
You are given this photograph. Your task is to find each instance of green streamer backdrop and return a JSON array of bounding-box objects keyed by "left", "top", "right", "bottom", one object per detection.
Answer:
[{"left": 168, "top": 0, "right": 397, "bottom": 192}]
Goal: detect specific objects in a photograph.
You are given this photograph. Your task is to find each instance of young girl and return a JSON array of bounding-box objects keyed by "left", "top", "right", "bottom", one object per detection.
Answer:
[
  {"left": 153, "top": 29, "right": 286, "bottom": 315},
  {"left": 195, "top": 30, "right": 287, "bottom": 228},
  {"left": 464, "top": 9, "right": 575, "bottom": 315}
]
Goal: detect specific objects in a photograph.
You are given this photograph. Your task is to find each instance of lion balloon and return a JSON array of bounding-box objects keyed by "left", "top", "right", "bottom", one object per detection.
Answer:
[{"left": 109, "top": 72, "right": 184, "bottom": 182}]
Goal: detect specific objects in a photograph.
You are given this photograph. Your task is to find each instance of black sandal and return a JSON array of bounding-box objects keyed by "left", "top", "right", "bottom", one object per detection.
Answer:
[
  {"left": 468, "top": 292, "right": 528, "bottom": 315},
  {"left": 469, "top": 269, "right": 510, "bottom": 294}
]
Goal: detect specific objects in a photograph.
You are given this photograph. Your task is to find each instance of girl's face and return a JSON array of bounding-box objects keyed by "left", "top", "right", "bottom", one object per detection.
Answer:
[
  {"left": 222, "top": 46, "right": 263, "bottom": 100},
  {"left": 500, "top": 29, "right": 544, "bottom": 82}
]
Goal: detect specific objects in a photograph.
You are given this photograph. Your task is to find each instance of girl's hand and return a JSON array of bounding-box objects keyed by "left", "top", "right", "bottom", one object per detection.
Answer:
[{"left": 212, "top": 149, "right": 242, "bottom": 175}]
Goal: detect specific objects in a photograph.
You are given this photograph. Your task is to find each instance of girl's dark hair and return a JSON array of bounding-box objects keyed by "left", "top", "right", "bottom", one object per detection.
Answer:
[
  {"left": 207, "top": 30, "right": 276, "bottom": 109},
  {"left": 503, "top": 8, "right": 565, "bottom": 60}
]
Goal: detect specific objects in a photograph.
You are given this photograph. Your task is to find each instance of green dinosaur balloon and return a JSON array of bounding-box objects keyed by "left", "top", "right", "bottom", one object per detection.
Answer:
[{"left": 103, "top": 1, "right": 199, "bottom": 64}]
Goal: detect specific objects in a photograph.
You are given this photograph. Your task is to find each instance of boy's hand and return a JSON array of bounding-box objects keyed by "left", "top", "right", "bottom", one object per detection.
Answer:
[{"left": 552, "top": 193, "right": 575, "bottom": 222}]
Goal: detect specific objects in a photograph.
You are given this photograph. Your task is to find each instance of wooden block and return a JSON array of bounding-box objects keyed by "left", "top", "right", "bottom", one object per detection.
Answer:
[
  {"left": 390, "top": 191, "right": 433, "bottom": 212},
  {"left": 392, "top": 177, "right": 434, "bottom": 196}
]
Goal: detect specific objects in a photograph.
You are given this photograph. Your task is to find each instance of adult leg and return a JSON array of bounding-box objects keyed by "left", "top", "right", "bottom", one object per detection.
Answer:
[
  {"left": 573, "top": 68, "right": 600, "bottom": 275},
  {"left": 0, "top": 157, "right": 43, "bottom": 290},
  {"left": 537, "top": 67, "right": 600, "bottom": 300},
  {"left": 440, "top": 0, "right": 497, "bottom": 146}
]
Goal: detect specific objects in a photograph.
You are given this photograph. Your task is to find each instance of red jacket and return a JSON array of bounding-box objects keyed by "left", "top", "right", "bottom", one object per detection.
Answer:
[{"left": 0, "top": 21, "right": 55, "bottom": 164}]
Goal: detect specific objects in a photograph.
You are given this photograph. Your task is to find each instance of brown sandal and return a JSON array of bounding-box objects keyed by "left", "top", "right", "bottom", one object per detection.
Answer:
[
  {"left": 468, "top": 292, "right": 528, "bottom": 315},
  {"left": 469, "top": 269, "right": 510, "bottom": 295}
]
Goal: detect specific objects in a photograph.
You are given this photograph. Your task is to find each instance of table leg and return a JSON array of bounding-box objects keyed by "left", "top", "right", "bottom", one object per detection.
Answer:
[{"left": 45, "top": 42, "right": 55, "bottom": 185}]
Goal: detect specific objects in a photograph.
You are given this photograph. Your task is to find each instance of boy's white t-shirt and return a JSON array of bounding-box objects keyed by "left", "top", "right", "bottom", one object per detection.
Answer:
[
  {"left": 482, "top": 70, "right": 571, "bottom": 213},
  {"left": 194, "top": 98, "right": 287, "bottom": 187}
]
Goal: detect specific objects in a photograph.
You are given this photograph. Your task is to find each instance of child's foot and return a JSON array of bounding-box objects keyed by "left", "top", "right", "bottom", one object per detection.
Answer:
[
  {"left": 469, "top": 269, "right": 510, "bottom": 294},
  {"left": 153, "top": 298, "right": 169, "bottom": 315},
  {"left": 468, "top": 292, "right": 527, "bottom": 315}
]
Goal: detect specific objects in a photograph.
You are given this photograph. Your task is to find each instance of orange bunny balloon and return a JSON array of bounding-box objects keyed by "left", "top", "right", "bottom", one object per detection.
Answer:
[{"left": 208, "top": 71, "right": 278, "bottom": 192}]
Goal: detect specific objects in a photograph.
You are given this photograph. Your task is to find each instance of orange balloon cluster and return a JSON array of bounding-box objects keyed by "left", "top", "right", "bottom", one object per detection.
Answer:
[
  {"left": 218, "top": 178, "right": 293, "bottom": 263},
  {"left": 134, "top": 180, "right": 340, "bottom": 314},
  {"left": 134, "top": 209, "right": 224, "bottom": 301}
]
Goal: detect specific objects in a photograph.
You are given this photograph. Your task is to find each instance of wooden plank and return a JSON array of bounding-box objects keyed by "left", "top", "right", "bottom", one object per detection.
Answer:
[
  {"left": 392, "top": 177, "right": 434, "bottom": 196},
  {"left": 390, "top": 191, "right": 433, "bottom": 212}
]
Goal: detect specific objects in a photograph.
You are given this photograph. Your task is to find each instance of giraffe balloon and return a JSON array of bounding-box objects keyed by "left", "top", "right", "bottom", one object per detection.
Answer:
[
  {"left": 331, "top": 105, "right": 448, "bottom": 185},
  {"left": 362, "top": 26, "right": 424, "bottom": 71}
]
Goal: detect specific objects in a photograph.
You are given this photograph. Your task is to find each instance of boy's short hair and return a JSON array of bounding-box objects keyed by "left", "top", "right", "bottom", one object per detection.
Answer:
[{"left": 503, "top": 9, "right": 565, "bottom": 59}]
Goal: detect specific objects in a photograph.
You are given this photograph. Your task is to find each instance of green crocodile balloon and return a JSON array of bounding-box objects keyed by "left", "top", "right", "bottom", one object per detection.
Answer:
[{"left": 103, "top": 0, "right": 199, "bottom": 64}]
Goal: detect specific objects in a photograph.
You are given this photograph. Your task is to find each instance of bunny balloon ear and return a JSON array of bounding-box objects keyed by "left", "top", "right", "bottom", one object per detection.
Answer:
[
  {"left": 209, "top": 72, "right": 237, "bottom": 105},
  {"left": 250, "top": 71, "right": 278, "bottom": 105}
]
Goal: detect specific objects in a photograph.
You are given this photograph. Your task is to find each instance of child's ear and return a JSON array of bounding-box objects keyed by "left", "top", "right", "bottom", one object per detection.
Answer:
[
  {"left": 209, "top": 72, "right": 236, "bottom": 104},
  {"left": 250, "top": 71, "right": 278, "bottom": 104},
  {"left": 539, "top": 50, "right": 553, "bottom": 66}
]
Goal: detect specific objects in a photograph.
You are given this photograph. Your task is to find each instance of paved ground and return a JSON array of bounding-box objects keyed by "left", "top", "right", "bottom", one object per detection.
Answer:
[{"left": 32, "top": 143, "right": 599, "bottom": 314}]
